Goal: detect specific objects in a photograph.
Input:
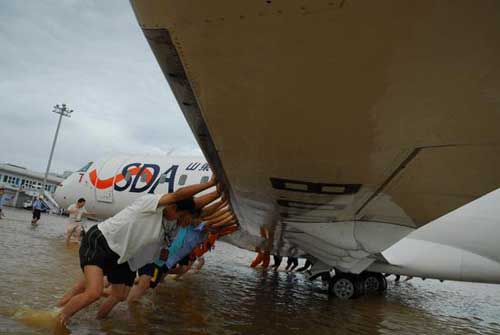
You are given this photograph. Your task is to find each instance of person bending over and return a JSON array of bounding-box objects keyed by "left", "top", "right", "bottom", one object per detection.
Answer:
[
  {"left": 126, "top": 190, "right": 224, "bottom": 304},
  {"left": 56, "top": 176, "right": 216, "bottom": 326}
]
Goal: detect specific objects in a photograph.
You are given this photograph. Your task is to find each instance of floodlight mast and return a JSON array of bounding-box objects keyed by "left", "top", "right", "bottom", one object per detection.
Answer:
[{"left": 40, "top": 103, "right": 73, "bottom": 196}]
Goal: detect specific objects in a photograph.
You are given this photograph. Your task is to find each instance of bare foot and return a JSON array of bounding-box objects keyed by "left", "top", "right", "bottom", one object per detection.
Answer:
[{"left": 53, "top": 313, "right": 69, "bottom": 335}]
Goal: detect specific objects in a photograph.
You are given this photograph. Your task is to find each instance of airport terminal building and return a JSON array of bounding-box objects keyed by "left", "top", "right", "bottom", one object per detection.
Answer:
[{"left": 0, "top": 163, "right": 69, "bottom": 207}]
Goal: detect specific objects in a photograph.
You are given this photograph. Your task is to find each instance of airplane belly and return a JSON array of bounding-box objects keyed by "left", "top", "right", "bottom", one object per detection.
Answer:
[{"left": 131, "top": 1, "right": 500, "bottom": 275}]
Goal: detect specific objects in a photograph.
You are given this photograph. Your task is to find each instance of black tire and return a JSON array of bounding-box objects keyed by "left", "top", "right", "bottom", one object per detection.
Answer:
[
  {"left": 362, "top": 272, "right": 387, "bottom": 293},
  {"left": 328, "top": 273, "right": 365, "bottom": 299}
]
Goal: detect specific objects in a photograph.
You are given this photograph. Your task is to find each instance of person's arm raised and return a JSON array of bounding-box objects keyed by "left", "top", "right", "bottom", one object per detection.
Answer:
[
  {"left": 206, "top": 212, "right": 233, "bottom": 227},
  {"left": 218, "top": 224, "right": 239, "bottom": 236},
  {"left": 203, "top": 206, "right": 231, "bottom": 222},
  {"left": 210, "top": 216, "right": 236, "bottom": 229},
  {"left": 157, "top": 175, "right": 216, "bottom": 208},
  {"left": 194, "top": 190, "right": 220, "bottom": 211},
  {"left": 200, "top": 199, "right": 226, "bottom": 218}
]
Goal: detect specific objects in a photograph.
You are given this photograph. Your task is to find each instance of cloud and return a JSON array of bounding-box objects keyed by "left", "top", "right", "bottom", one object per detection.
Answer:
[{"left": 0, "top": 0, "right": 199, "bottom": 173}]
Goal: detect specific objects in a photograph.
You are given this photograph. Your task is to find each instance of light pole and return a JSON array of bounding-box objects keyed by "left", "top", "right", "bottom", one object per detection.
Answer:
[{"left": 41, "top": 103, "right": 73, "bottom": 196}]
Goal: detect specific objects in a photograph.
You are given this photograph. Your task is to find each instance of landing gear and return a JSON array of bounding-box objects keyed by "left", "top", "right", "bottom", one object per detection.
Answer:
[
  {"left": 328, "top": 273, "right": 365, "bottom": 299},
  {"left": 328, "top": 271, "right": 387, "bottom": 299},
  {"left": 362, "top": 272, "right": 387, "bottom": 293}
]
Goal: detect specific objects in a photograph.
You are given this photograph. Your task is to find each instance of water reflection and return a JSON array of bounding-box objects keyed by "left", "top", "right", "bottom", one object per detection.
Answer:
[{"left": 1, "top": 208, "right": 500, "bottom": 335}]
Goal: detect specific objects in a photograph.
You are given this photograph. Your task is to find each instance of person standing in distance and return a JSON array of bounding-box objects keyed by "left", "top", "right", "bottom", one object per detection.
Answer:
[
  {"left": 31, "top": 195, "right": 45, "bottom": 225},
  {"left": 66, "top": 198, "right": 95, "bottom": 246}
]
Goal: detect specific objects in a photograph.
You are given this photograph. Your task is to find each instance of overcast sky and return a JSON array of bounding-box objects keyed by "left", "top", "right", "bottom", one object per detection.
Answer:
[{"left": 0, "top": 0, "right": 200, "bottom": 174}]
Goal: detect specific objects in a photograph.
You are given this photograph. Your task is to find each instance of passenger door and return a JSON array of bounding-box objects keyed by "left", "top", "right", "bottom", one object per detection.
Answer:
[{"left": 94, "top": 157, "right": 128, "bottom": 203}]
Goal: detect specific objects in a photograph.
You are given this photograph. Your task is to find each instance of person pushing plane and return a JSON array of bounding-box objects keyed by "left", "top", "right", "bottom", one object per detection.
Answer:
[
  {"left": 56, "top": 175, "right": 218, "bottom": 327},
  {"left": 126, "top": 197, "right": 236, "bottom": 304}
]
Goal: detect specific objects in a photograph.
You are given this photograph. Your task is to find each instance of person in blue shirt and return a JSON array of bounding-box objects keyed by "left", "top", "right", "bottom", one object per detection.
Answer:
[
  {"left": 127, "top": 199, "right": 236, "bottom": 304},
  {"left": 0, "top": 186, "right": 5, "bottom": 219},
  {"left": 31, "top": 195, "right": 45, "bottom": 225}
]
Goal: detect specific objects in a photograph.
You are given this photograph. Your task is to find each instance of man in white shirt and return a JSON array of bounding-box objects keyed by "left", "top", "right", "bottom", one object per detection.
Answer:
[
  {"left": 56, "top": 176, "right": 217, "bottom": 326},
  {"left": 66, "top": 198, "right": 94, "bottom": 246}
]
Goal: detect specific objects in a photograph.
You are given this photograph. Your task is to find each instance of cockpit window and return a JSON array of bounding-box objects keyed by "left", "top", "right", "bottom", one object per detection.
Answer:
[{"left": 77, "top": 161, "right": 93, "bottom": 172}]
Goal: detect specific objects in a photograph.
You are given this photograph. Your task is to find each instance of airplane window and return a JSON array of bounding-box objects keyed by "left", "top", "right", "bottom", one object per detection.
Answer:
[
  {"left": 159, "top": 175, "right": 167, "bottom": 183},
  {"left": 77, "top": 161, "right": 94, "bottom": 172},
  {"left": 200, "top": 176, "right": 209, "bottom": 183},
  {"left": 140, "top": 172, "right": 148, "bottom": 183},
  {"left": 178, "top": 174, "right": 187, "bottom": 185},
  {"left": 125, "top": 172, "right": 132, "bottom": 182}
]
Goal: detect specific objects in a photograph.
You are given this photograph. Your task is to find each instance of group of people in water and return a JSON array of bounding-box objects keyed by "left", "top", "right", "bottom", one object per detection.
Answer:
[
  {"left": 251, "top": 253, "right": 313, "bottom": 273},
  {"left": 55, "top": 176, "right": 238, "bottom": 328}
]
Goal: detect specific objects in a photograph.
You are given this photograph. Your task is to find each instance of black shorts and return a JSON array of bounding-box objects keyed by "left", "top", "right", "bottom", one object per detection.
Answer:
[
  {"left": 79, "top": 225, "right": 135, "bottom": 287},
  {"left": 32, "top": 209, "right": 41, "bottom": 220},
  {"left": 138, "top": 263, "right": 167, "bottom": 289},
  {"left": 178, "top": 255, "right": 191, "bottom": 267}
]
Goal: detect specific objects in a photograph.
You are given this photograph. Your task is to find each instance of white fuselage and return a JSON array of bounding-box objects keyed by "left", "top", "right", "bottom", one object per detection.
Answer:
[
  {"left": 55, "top": 154, "right": 500, "bottom": 285},
  {"left": 54, "top": 154, "right": 212, "bottom": 219}
]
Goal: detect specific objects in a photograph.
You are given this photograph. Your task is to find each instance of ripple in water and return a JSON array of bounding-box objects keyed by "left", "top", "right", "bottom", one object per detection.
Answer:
[{"left": 1, "top": 208, "right": 500, "bottom": 335}]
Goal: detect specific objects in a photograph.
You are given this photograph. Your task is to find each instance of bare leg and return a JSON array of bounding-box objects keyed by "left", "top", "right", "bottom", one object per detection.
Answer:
[
  {"left": 175, "top": 263, "right": 193, "bottom": 280},
  {"left": 75, "top": 224, "right": 82, "bottom": 242},
  {"left": 127, "top": 275, "right": 151, "bottom": 304},
  {"left": 101, "top": 276, "right": 112, "bottom": 297},
  {"left": 65, "top": 226, "right": 77, "bottom": 248},
  {"left": 96, "top": 284, "right": 130, "bottom": 319},
  {"left": 194, "top": 257, "right": 205, "bottom": 271},
  {"left": 102, "top": 287, "right": 112, "bottom": 297},
  {"left": 167, "top": 265, "right": 186, "bottom": 275},
  {"left": 58, "top": 279, "right": 86, "bottom": 307},
  {"left": 58, "top": 266, "right": 104, "bottom": 325}
]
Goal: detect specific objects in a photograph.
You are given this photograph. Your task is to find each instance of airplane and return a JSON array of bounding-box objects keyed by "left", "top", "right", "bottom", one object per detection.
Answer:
[
  {"left": 55, "top": 152, "right": 500, "bottom": 300},
  {"left": 59, "top": 0, "right": 500, "bottom": 299},
  {"left": 124, "top": 0, "right": 500, "bottom": 299},
  {"left": 54, "top": 154, "right": 213, "bottom": 220}
]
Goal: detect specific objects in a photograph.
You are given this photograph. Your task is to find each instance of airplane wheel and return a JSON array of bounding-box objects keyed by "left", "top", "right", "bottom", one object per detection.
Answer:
[
  {"left": 362, "top": 272, "right": 387, "bottom": 293},
  {"left": 329, "top": 273, "right": 364, "bottom": 299}
]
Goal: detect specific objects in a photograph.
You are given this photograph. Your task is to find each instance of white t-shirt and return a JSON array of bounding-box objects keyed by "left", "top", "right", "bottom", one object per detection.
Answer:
[
  {"left": 67, "top": 204, "right": 88, "bottom": 222},
  {"left": 127, "top": 219, "right": 177, "bottom": 271},
  {"left": 98, "top": 194, "right": 165, "bottom": 265}
]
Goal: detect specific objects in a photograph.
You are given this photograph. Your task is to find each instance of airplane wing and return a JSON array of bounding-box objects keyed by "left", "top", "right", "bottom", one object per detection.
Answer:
[{"left": 131, "top": 1, "right": 500, "bottom": 273}]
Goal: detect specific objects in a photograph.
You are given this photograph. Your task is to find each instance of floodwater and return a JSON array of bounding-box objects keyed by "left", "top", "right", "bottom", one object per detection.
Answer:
[{"left": 1, "top": 208, "right": 500, "bottom": 335}]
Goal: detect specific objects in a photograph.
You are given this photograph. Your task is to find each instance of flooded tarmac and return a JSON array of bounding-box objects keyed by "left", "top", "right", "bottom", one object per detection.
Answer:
[{"left": 1, "top": 208, "right": 500, "bottom": 335}]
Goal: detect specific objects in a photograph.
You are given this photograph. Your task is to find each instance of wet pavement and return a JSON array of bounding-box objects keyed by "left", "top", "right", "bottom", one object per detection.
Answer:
[{"left": 1, "top": 207, "right": 500, "bottom": 335}]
